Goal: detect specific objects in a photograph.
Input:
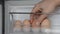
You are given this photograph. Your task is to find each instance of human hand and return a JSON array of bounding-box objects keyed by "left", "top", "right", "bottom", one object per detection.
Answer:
[{"left": 30, "top": 0, "right": 60, "bottom": 24}]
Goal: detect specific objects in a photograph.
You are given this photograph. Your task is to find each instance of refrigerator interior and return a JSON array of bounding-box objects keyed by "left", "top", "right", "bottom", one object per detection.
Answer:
[{"left": 5, "top": 0, "right": 60, "bottom": 34}]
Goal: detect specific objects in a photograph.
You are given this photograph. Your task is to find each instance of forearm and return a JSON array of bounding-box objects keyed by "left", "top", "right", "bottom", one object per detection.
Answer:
[
  {"left": 53, "top": 0, "right": 60, "bottom": 6},
  {"left": 43, "top": 0, "right": 60, "bottom": 6}
]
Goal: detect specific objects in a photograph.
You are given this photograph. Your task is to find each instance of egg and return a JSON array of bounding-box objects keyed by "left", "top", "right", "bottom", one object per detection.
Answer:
[
  {"left": 15, "top": 20, "right": 22, "bottom": 25},
  {"left": 41, "top": 19, "right": 50, "bottom": 29},
  {"left": 13, "top": 20, "right": 22, "bottom": 32},
  {"left": 32, "top": 20, "right": 40, "bottom": 32},
  {"left": 41, "top": 19, "right": 51, "bottom": 33},
  {"left": 32, "top": 20, "right": 40, "bottom": 28},
  {"left": 23, "top": 19, "right": 31, "bottom": 26},
  {"left": 23, "top": 19, "right": 31, "bottom": 32}
]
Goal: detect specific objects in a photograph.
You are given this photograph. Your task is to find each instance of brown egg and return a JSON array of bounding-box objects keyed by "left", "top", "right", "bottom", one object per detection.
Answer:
[
  {"left": 14, "top": 20, "right": 22, "bottom": 28},
  {"left": 32, "top": 20, "right": 40, "bottom": 32},
  {"left": 13, "top": 20, "right": 22, "bottom": 32},
  {"left": 41, "top": 19, "right": 50, "bottom": 29},
  {"left": 15, "top": 20, "right": 22, "bottom": 25},
  {"left": 23, "top": 19, "right": 31, "bottom": 26},
  {"left": 41, "top": 19, "right": 50, "bottom": 33},
  {"left": 32, "top": 20, "right": 40, "bottom": 28},
  {"left": 23, "top": 19, "right": 31, "bottom": 32}
]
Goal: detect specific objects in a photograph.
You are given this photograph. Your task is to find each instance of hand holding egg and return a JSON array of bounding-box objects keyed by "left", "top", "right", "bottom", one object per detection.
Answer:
[{"left": 31, "top": 12, "right": 50, "bottom": 32}]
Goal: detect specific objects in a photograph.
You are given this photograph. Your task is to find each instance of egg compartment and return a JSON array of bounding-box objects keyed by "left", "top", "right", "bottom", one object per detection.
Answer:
[
  {"left": 8, "top": 8, "right": 60, "bottom": 34},
  {"left": 9, "top": 12, "right": 52, "bottom": 34},
  {"left": 7, "top": 6, "right": 60, "bottom": 34}
]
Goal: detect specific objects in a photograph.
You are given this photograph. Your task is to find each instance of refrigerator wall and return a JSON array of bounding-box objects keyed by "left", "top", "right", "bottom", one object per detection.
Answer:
[{"left": 0, "top": 5, "right": 2, "bottom": 34}]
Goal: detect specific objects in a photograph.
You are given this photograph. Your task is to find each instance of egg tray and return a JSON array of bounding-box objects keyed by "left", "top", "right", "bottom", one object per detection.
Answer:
[
  {"left": 9, "top": 18, "right": 51, "bottom": 34},
  {"left": 9, "top": 11, "right": 51, "bottom": 34},
  {"left": 9, "top": 13, "right": 60, "bottom": 34},
  {"left": 10, "top": 32, "right": 51, "bottom": 34}
]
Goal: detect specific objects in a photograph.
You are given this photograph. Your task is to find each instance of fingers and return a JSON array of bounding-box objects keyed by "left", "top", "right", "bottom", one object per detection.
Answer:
[
  {"left": 30, "top": 5, "right": 43, "bottom": 23},
  {"left": 30, "top": 14, "right": 34, "bottom": 24},
  {"left": 36, "top": 14, "right": 47, "bottom": 24},
  {"left": 32, "top": 4, "right": 42, "bottom": 13}
]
